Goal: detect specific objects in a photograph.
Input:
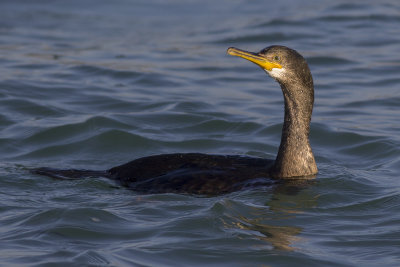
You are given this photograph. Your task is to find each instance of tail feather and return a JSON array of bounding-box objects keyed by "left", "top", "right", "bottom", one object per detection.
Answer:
[{"left": 31, "top": 167, "right": 108, "bottom": 180}]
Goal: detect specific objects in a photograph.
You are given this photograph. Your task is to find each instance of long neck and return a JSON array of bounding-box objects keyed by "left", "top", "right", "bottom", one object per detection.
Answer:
[{"left": 272, "top": 83, "right": 317, "bottom": 178}]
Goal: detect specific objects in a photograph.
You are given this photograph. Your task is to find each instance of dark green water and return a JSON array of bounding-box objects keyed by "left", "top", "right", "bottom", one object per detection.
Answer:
[{"left": 1, "top": 0, "right": 399, "bottom": 266}]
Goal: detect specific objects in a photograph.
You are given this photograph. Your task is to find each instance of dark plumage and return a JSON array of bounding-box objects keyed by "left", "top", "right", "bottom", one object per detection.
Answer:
[{"left": 32, "top": 45, "right": 318, "bottom": 195}]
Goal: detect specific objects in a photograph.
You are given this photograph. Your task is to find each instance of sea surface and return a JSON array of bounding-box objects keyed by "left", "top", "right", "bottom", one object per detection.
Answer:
[{"left": 1, "top": 0, "right": 399, "bottom": 266}]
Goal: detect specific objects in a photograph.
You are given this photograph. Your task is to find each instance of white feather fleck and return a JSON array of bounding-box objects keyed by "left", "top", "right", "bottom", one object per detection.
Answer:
[{"left": 266, "top": 67, "right": 286, "bottom": 79}]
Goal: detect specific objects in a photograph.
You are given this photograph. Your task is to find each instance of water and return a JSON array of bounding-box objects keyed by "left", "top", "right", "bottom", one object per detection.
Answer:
[{"left": 1, "top": 0, "right": 399, "bottom": 266}]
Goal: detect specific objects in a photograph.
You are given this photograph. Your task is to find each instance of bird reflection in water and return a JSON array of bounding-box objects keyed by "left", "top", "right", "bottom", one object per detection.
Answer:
[{"left": 220, "top": 179, "right": 317, "bottom": 251}]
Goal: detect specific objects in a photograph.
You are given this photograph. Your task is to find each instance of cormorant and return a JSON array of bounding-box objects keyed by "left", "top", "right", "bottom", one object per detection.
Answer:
[{"left": 32, "top": 45, "right": 318, "bottom": 195}]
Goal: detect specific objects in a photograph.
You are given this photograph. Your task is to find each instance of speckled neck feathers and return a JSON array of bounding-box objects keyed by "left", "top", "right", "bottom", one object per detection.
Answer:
[{"left": 267, "top": 47, "right": 317, "bottom": 177}]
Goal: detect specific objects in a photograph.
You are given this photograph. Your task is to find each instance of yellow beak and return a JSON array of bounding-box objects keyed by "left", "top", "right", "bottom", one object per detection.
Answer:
[{"left": 227, "top": 47, "right": 282, "bottom": 71}]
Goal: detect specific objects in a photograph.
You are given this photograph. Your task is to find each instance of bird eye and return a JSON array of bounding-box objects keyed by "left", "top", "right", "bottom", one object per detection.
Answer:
[{"left": 274, "top": 55, "right": 280, "bottom": 61}]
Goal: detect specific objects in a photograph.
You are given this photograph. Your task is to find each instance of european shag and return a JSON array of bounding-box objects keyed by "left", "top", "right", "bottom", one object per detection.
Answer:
[{"left": 33, "top": 45, "right": 318, "bottom": 195}]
